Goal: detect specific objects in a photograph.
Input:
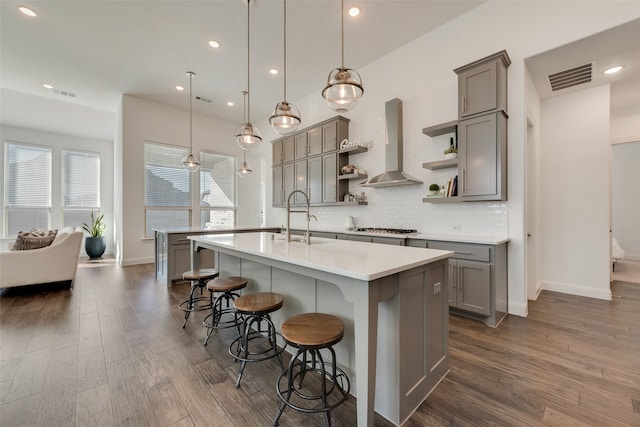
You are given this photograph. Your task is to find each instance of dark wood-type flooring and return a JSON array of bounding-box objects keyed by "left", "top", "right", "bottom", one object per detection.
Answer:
[{"left": 1, "top": 259, "right": 639, "bottom": 426}]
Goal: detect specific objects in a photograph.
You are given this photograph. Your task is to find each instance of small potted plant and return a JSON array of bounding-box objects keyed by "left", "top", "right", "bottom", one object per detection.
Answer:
[
  {"left": 429, "top": 183, "right": 441, "bottom": 196},
  {"left": 444, "top": 137, "right": 458, "bottom": 159},
  {"left": 82, "top": 210, "right": 106, "bottom": 259}
]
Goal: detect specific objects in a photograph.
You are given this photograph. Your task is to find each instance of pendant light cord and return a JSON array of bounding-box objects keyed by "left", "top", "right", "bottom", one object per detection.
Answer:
[
  {"left": 340, "top": 0, "right": 344, "bottom": 69},
  {"left": 283, "top": 0, "right": 287, "bottom": 102},
  {"left": 246, "top": 2, "right": 251, "bottom": 124},
  {"left": 188, "top": 71, "right": 194, "bottom": 153}
]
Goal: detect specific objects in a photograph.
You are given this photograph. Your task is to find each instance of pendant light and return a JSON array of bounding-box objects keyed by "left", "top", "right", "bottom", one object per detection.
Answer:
[
  {"left": 182, "top": 71, "right": 200, "bottom": 172},
  {"left": 322, "top": 0, "right": 364, "bottom": 113},
  {"left": 238, "top": 91, "right": 253, "bottom": 178},
  {"left": 234, "top": 1, "right": 262, "bottom": 150},
  {"left": 268, "top": 0, "right": 301, "bottom": 134}
]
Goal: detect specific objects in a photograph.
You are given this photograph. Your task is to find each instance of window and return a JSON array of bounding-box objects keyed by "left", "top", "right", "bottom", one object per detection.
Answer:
[
  {"left": 200, "top": 152, "right": 236, "bottom": 229},
  {"left": 4, "top": 142, "right": 51, "bottom": 236},
  {"left": 144, "top": 143, "right": 192, "bottom": 237},
  {"left": 62, "top": 150, "right": 100, "bottom": 228}
]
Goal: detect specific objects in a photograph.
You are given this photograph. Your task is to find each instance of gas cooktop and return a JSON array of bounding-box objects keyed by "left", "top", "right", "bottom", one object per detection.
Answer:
[{"left": 355, "top": 228, "right": 417, "bottom": 234}]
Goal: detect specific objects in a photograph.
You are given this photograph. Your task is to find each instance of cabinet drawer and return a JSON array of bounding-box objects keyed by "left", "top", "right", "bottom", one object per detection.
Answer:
[
  {"left": 168, "top": 233, "right": 191, "bottom": 245},
  {"left": 428, "top": 241, "right": 490, "bottom": 262}
]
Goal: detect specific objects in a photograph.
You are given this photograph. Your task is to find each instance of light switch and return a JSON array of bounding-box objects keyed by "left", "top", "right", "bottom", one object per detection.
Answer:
[{"left": 433, "top": 282, "right": 442, "bottom": 295}]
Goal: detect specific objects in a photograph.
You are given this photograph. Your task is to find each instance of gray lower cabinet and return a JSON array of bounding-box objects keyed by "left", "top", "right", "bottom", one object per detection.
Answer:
[
  {"left": 417, "top": 239, "right": 508, "bottom": 327},
  {"left": 346, "top": 234, "right": 405, "bottom": 246}
]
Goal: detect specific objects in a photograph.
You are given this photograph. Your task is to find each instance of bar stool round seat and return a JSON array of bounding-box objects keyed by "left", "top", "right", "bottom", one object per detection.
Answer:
[
  {"left": 202, "top": 276, "right": 248, "bottom": 345},
  {"left": 178, "top": 268, "right": 218, "bottom": 328},
  {"left": 229, "top": 292, "right": 285, "bottom": 387},
  {"left": 273, "top": 313, "right": 350, "bottom": 427}
]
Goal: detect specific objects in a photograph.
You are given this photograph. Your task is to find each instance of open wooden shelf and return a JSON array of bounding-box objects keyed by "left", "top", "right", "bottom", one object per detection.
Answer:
[
  {"left": 338, "top": 173, "right": 368, "bottom": 180},
  {"left": 422, "top": 159, "right": 458, "bottom": 170},
  {"left": 422, "top": 121, "right": 458, "bottom": 137}
]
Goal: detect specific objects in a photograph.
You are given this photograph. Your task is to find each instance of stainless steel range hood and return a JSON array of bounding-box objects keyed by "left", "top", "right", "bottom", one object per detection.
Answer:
[{"left": 360, "top": 98, "right": 423, "bottom": 188}]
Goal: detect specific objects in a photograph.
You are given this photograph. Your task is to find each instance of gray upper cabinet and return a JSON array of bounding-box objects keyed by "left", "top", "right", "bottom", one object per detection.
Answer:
[
  {"left": 283, "top": 136, "right": 295, "bottom": 163},
  {"left": 272, "top": 166, "right": 284, "bottom": 206},
  {"left": 454, "top": 50, "right": 511, "bottom": 119},
  {"left": 308, "top": 127, "right": 322, "bottom": 156},
  {"left": 458, "top": 111, "right": 507, "bottom": 200},
  {"left": 307, "top": 156, "right": 323, "bottom": 204},
  {"left": 294, "top": 133, "right": 308, "bottom": 160},
  {"left": 271, "top": 116, "right": 352, "bottom": 207}
]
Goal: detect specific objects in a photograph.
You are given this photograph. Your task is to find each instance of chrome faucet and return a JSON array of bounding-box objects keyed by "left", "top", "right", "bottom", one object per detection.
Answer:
[{"left": 286, "top": 190, "right": 316, "bottom": 245}]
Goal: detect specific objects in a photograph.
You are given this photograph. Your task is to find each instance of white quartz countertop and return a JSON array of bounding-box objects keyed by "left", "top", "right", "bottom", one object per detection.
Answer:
[
  {"left": 153, "top": 226, "right": 279, "bottom": 234},
  {"left": 189, "top": 232, "right": 452, "bottom": 281},
  {"left": 292, "top": 228, "right": 510, "bottom": 245}
]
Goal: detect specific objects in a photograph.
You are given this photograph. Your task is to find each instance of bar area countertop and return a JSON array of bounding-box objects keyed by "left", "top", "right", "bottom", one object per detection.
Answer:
[{"left": 189, "top": 232, "right": 453, "bottom": 427}]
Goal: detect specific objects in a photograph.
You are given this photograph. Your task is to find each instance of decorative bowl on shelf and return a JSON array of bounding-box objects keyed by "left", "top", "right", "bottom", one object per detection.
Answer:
[
  {"left": 341, "top": 164, "right": 356, "bottom": 175},
  {"left": 444, "top": 152, "right": 458, "bottom": 160}
]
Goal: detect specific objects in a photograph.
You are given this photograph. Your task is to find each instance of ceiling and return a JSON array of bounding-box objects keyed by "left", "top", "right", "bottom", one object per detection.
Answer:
[
  {"left": 526, "top": 18, "right": 640, "bottom": 112},
  {"left": 0, "top": 0, "right": 483, "bottom": 128},
  {"left": 2, "top": 2, "right": 638, "bottom": 142}
]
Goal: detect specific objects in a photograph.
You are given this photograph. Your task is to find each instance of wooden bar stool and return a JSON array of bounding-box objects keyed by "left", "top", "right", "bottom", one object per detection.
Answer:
[
  {"left": 178, "top": 268, "right": 218, "bottom": 328},
  {"left": 229, "top": 292, "right": 285, "bottom": 387},
  {"left": 273, "top": 313, "right": 350, "bottom": 427},
  {"left": 202, "top": 276, "right": 248, "bottom": 345}
]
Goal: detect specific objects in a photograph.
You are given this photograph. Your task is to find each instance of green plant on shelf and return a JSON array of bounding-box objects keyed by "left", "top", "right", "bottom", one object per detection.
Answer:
[{"left": 429, "top": 183, "right": 441, "bottom": 192}]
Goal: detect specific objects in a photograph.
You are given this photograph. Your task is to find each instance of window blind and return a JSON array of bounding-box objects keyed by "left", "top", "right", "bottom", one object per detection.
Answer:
[
  {"left": 144, "top": 143, "right": 191, "bottom": 207},
  {"left": 5, "top": 143, "right": 51, "bottom": 208},
  {"left": 63, "top": 150, "right": 100, "bottom": 208}
]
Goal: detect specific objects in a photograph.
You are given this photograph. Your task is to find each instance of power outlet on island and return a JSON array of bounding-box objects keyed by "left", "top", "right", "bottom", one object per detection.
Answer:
[
  {"left": 433, "top": 282, "right": 442, "bottom": 295},
  {"left": 452, "top": 224, "right": 462, "bottom": 231}
]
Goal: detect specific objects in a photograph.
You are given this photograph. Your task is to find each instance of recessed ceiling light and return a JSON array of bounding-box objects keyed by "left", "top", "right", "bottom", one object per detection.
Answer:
[
  {"left": 18, "top": 6, "right": 37, "bottom": 17},
  {"left": 604, "top": 65, "right": 623, "bottom": 74},
  {"left": 269, "top": 68, "right": 279, "bottom": 75},
  {"left": 349, "top": 7, "right": 360, "bottom": 17},
  {"left": 227, "top": 101, "right": 234, "bottom": 107},
  {"left": 176, "top": 85, "right": 184, "bottom": 91},
  {"left": 42, "top": 83, "right": 53, "bottom": 89},
  {"left": 208, "top": 40, "right": 220, "bottom": 48}
]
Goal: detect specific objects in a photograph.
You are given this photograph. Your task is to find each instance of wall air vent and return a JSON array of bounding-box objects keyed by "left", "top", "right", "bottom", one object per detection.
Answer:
[
  {"left": 548, "top": 62, "right": 594, "bottom": 92},
  {"left": 195, "top": 96, "right": 212, "bottom": 103},
  {"left": 53, "top": 88, "right": 76, "bottom": 98}
]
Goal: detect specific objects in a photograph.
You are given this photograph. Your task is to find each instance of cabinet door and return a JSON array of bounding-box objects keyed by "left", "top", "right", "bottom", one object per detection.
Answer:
[
  {"left": 294, "top": 160, "right": 308, "bottom": 204},
  {"left": 459, "top": 113, "right": 498, "bottom": 198},
  {"left": 307, "top": 156, "right": 323, "bottom": 204},
  {"left": 322, "top": 121, "right": 338, "bottom": 152},
  {"left": 272, "top": 166, "right": 283, "bottom": 206},
  {"left": 283, "top": 163, "right": 295, "bottom": 204},
  {"left": 371, "top": 237, "right": 405, "bottom": 246},
  {"left": 458, "top": 60, "right": 497, "bottom": 118},
  {"left": 294, "top": 133, "right": 308, "bottom": 160},
  {"left": 272, "top": 140, "right": 283, "bottom": 165},
  {"left": 447, "top": 261, "right": 456, "bottom": 307},
  {"left": 322, "top": 153, "right": 338, "bottom": 203},
  {"left": 308, "top": 127, "right": 322, "bottom": 156},
  {"left": 282, "top": 136, "right": 295, "bottom": 163},
  {"left": 457, "top": 260, "right": 491, "bottom": 316}
]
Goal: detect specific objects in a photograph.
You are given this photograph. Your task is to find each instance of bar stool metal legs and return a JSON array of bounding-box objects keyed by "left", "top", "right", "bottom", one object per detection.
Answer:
[
  {"left": 178, "top": 269, "right": 218, "bottom": 328},
  {"left": 273, "top": 313, "right": 350, "bottom": 427},
  {"left": 203, "top": 276, "right": 247, "bottom": 345},
  {"left": 228, "top": 292, "right": 285, "bottom": 388}
]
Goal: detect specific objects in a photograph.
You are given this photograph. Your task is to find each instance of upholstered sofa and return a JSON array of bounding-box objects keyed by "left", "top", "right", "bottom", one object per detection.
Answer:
[{"left": 0, "top": 228, "right": 83, "bottom": 289}]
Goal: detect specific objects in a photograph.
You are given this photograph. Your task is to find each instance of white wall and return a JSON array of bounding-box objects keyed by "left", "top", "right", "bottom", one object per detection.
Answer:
[
  {"left": 117, "top": 95, "right": 257, "bottom": 265},
  {"left": 612, "top": 141, "right": 640, "bottom": 260},
  {"left": 254, "top": 1, "right": 639, "bottom": 314},
  {"left": 0, "top": 125, "right": 114, "bottom": 254},
  {"left": 539, "top": 85, "right": 612, "bottom": 300}
]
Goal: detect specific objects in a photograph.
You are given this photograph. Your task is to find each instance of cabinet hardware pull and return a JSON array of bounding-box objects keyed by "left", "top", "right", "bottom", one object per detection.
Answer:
[
  {"left": 455, "top": 251, "right": 473, "bottom": 255},
  {"left": 462, "top": 96, "right": 466, "bottom": 112}
]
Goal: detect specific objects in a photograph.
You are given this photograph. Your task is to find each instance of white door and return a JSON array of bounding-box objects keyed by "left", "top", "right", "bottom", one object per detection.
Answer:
[{"left": 526, "top": 117, "right": 539, "bottom": 300}]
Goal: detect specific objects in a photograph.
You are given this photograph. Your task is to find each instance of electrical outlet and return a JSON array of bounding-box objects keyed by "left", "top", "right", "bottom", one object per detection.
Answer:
[
  {"left": 433, "top": 282, "right": 442, "bottom": 295},
  {"left": 452, "top": 224, "right": 461, "bottom": 231}
]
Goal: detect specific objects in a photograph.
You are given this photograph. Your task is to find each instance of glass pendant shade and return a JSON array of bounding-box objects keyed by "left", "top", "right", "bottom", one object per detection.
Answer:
[
  {"left": 238, "top": 161, "right": 253, "bottom": 178},
  {"left": 269, "top": 101, "right": 301, "bottom": 134},
  {"left": 182, "top": 153, "right": 200, "bottom": 172},
  {"left": 322, "top": 67, "right": 364, "bottom": 113},
  {"left": 234, "top": 122, "right": 262, "bottom": 150}
]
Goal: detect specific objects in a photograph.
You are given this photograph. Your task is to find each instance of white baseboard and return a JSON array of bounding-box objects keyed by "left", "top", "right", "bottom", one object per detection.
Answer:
[
  {"left": 508, "top": 301, "right": 528, "bottom": 317},
  {"left": 622, "top": 254, "right": 640, "bottom": 262},
  {"left": 539, "top": 280, "right": 612, "bottom": 301},
  {"left": 120, "top": 257, "right": 154, "bottom": 266}
]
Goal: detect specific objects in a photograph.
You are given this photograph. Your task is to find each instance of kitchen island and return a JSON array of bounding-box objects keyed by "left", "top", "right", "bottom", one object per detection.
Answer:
[{"left": 189, "top": 232, "right": 452, "bottom": 426}]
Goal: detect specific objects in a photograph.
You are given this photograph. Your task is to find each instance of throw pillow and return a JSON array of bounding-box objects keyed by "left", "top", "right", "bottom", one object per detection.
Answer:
[{"left": 12, "top": 229, "right": 58, "bottom": 251}]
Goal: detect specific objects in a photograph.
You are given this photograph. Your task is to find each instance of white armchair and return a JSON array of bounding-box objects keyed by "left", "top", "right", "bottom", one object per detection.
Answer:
[{"left": 0, "top": 230, "right": 83, "bottom": 288}]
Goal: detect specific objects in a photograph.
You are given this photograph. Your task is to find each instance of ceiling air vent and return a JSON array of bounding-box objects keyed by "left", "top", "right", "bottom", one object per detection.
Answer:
[
  {"left": 53, "top": 88, "right": 76, "bottom": 98},
  {"left": 548, "top": 62, "right": 594, "bottom": 92},
  {"left": 195, "top": 96, "right": 211, "bottom": 103}
]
